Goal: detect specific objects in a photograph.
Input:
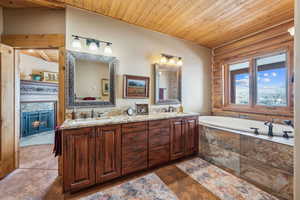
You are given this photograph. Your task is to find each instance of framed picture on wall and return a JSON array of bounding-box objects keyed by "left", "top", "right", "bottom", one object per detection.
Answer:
[
  {"left": 123, "top": 75, "right": 149, "bottom": 99},
  {"left": 102, "top": 79, "right": 109, "bottom": 96}
]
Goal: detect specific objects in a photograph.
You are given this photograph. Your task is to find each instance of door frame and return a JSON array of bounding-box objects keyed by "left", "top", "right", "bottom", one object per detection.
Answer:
[{"left": 1, "top": 34, "right": 65, "bottom": 170}]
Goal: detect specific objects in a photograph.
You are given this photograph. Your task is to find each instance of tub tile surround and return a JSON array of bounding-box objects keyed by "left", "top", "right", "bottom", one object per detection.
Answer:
[{"left": 199, "top": 126, "right": 294, "bottom": 200}]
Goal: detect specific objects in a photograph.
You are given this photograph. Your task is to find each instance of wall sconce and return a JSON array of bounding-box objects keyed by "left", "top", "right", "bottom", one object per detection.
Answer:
[
  {"left": 71, "top": 35, "right": 113, "bottom": 54},
  {"left": 288, "top": 26, "right": 295, "bottom": 36},
  {"left": 159, "top": 54, "right": 183, "bottom": 66}
]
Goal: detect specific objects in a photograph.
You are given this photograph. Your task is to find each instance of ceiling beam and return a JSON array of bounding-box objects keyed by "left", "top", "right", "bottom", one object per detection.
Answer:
[
  {"left": 38, "top": 50, "right": 52, "bottom": 62},
  {"left": 25, "top": 0, "right": 64, "bottom": 8}
]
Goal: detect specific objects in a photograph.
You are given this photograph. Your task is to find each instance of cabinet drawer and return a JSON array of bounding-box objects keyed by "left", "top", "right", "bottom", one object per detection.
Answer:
[
  {"left": 149, "top": 145, "right": 170, "bottom": 167},
  {"left": 122, "top": 122, "right": 147, "bottom": 133},
  {"left": 149, "top": 119, "right": 170, "bottom": 129},
  {"left": 122, "top": 130, "right": 147, "bottom": 147},
  {"left": 122, "top": 151, "right": 148, "bottom": 175},
  {"left": 149, "top": 128, "right": 170, "bottom": 148}
]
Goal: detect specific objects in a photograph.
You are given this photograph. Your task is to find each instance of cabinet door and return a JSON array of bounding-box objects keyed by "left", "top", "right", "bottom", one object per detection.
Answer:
[
  {"left": 122, "top": 123, "right": 148, "bottom": 175},
  {"left": 63, "top": 128, "right": 95, "bottom": 192},
  {"left": 170, "top": 118, "right": 185, "bottom": 160},
  {"left": 95, "top": 125, "right": 121, "bottom": 183},
  {"left": 185, "top": 117, "right": 198, "bottom": 155}
]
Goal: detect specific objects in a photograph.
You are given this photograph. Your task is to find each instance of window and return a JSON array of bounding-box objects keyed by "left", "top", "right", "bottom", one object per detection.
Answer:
[
  {"left": 255, "top": 53, "right": 287, "bottom": 107},
  {"left": 229, "top": 61, "right": 250, "bottom": 105},
  {"left": 225, "top": 51, "right": 291, "bottom": 114}
]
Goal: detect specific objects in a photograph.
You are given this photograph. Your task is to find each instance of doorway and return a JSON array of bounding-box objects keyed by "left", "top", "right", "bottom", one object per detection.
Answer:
[{"left": 15, "top": 48, "right": 59, "bottom": 168}]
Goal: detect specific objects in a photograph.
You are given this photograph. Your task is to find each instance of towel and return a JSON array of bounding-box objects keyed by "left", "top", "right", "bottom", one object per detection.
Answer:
[{"left": 53, "top": 126, "right": 62, "bottom": 157}]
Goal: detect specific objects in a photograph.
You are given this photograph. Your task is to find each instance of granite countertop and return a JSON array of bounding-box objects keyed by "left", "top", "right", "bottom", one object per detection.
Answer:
[{"left": 60, "top": 112, "right": 199, "bottom": 130}]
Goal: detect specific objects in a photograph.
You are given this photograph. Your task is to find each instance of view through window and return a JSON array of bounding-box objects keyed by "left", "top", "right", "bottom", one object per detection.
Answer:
[
  {"left": 255, "top": 53, "right": 287, "bottom": 106},
  {"left": 227, "top": 51, "right": 289, "bottom": 109},
  {"left": 229, "top": 61, "right": 250, "bottom": 105}
]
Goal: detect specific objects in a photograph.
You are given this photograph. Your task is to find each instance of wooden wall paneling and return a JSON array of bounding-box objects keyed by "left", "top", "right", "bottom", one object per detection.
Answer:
[
  {"left": 1, "top": 34, "right": 65, "bottom": 49},
  {"left": 211, "top": 21, "right": 294, "bottom": 121},
  {"left": 0, "top": 44, "right": 15, "bottom": 179},
  {"left": 214, "top": 35, "right": 293, "bottom": 62},
  {"left": 0, "top": 0, "right": 64, "bottom": 8},
  {"left": 214, "top": 20, "right": 294, "bottom": 55}
]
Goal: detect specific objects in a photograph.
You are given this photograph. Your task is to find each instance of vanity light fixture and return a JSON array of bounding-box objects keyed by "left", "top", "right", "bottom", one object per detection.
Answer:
[
  {"left": 87, "top": 39, "right": 99, "bottom": 51},
  {"left": 71, "top": 35, "right": 113, "bottom": 54},
  {"left": 288, "top": 26, "right": 295, "bottom": 36},
  {"left": 160, "top": 56, "right": 167, "bottom": 64},
  {"left": 72, "top": 36, "right": 82, "bottom": 49},
  {"left": 177, "top": 57, "right": 183, "bottom": 66},
  {"left": 104, "top": 43, "right": 113, "bottom": 54},
  {"left": 159, "top": 54, "right": 183, "bottom": 66}
]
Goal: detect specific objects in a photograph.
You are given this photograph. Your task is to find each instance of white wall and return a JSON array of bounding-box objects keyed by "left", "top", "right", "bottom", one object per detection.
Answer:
[
  {"left": 19, "top": 54, "right": 58, "bottom": 80},
  {"left": 66, "top": 7, "right": 211, "bottom": 113},
  {"left": 3, "top": 8, "right": 65, "bottom": 34},
  {"left": 295, "top": 0, "right": 300, "bottom": 199}
]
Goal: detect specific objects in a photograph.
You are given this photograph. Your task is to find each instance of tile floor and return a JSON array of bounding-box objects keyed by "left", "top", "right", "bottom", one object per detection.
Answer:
[
  {"left": 0, "top": 144, "right": 280, "bottom": 200},
  {"left": 20, "top": 131, "right": 55, "bottom": 147}
]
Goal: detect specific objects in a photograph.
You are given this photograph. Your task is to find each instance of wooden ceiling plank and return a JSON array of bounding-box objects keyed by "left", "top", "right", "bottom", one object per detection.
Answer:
[
  {"left": 17, "top": 0, "right": 294, "bottom": 48},
  {"left": 38, "top": 50, "right": 52, "bottom": 62}
]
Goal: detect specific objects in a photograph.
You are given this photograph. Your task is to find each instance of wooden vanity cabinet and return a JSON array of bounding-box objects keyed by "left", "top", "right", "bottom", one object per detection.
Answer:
[
  {"left": 121, "top": 122, "right": 148, "bottom": 175},
  {"left": 184, "top": 117, "right": 199, "bottom": 155},
  {"left": 63, "top": 127, "right": 96, "bottom": 192},
  {"left": 62, "top": 116, "right": 198, "bottom": 192},
  {"left": 148, "top": 119, "right": 170, "bottom": 167},
  {"left": 170, "top": 117, "right": 198, "bottom": 160},
  {"left": 95, "top": 125, "right": 121, "bottom": 183}
]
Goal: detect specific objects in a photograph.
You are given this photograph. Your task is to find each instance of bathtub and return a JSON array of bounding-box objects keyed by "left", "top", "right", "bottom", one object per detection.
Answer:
[
  {"left": 198, "top": 116, "right": 294, "bottom": 199},
  {"left": 198, "top": 116, "right": 294, "bottom": 138}
]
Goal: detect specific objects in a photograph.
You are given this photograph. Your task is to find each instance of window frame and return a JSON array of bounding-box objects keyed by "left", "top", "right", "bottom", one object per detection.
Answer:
[{"left": 223, "top": 47, "right": 293, "bottom": 116}]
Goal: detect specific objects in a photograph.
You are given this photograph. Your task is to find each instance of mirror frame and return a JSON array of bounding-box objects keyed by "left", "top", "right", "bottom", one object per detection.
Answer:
[
  {"left": 154, "top": 63, "right": 182, "bottom": 105},
  {"left": 66, "top": 50, "right": 117, "bottom": 108}
]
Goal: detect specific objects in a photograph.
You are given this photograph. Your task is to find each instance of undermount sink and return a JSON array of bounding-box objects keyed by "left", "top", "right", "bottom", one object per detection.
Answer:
[{"left": 70, "top": 117, "right": 113, "bottom": 124}]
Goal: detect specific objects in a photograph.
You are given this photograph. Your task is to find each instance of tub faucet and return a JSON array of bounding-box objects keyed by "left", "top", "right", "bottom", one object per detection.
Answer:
[
  {"left": 283, "top": 120, "right": 294, "bottom": 128},
  {"left": 264, "top": 121, "right": 274, "bottom": 137}
]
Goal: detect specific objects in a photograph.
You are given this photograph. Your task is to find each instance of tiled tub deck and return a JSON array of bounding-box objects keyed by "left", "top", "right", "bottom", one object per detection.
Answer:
[{"left": 198, "top": 125, "right": 294, "bottom": 200}]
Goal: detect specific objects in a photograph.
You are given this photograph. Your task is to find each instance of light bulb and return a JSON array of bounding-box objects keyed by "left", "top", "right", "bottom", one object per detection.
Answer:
[
  {"left": 288, "top": 26, "right": 295, "bottom": 36},
  {"left": 28, "top": 49, "right": 34, "bottom": 53},
  {"left": 169, "top": 58, "right": 175, "bottom": 65},
  {"left": 177, "top": 58, "right": 183, "bottom": 66},
  {"left": 72, "top": 36, "right": 82, "bottom": 49},
  {"left": 88, "top": 41, "right": 98, "bottom": 51},
  {"left": 160, "top": 56, "right": 167, "bottom": 64},
  {"left": 104, "top": 43, "right": 112, "bottom": 54}
]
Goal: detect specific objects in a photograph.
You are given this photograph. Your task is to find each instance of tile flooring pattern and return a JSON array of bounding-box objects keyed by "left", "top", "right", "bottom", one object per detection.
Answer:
[
  {"left": 20, "top": 131, "right": 55, "bottom": 147},
  {"left": 81, "top": 173, "right": 178, "bottom": 200},
  {"left": 0, "top": 144, "right": 280, "bottom": 200},
  {"left": 177, "top": 158, "right": 279, "bottom": 200}
]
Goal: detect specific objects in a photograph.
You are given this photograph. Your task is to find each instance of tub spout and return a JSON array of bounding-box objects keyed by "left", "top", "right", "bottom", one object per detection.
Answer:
[{"left": 264, "top": 121, "right": 273, "bottom": 137}]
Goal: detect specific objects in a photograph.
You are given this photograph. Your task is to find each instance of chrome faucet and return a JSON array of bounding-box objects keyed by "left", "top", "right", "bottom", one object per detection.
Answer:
[
  {"left": 91, "top": 109, "right": 95, "bottom": 118},
  {"left": 283, "top": 120, "right": 294, "bottom": 128},
  {"left": 264, "top": 120, "right": 274, "bottom": 137}
]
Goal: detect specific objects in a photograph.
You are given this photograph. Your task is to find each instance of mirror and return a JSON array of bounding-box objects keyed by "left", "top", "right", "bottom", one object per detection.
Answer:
[
  {"left": 66, "top": 51, "right": 117, "bottom": 108},
  {"left": 154, "top": 64, "right": 182, "bottom": 104}
]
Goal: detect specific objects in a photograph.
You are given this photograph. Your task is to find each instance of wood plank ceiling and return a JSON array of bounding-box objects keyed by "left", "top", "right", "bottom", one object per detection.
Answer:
[
  {"left": 0, "top": 0, "right": 294, "bottom": 48},
  {"left": 19, "top": 49, "right": 59, "bottom": 62}
]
